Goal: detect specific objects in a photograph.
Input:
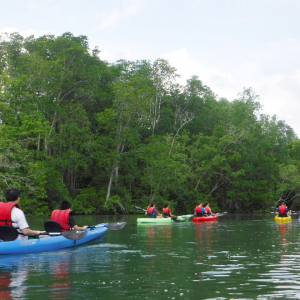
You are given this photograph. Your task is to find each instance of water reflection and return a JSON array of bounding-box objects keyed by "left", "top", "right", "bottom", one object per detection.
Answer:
[
  {"left": 50, "top": 255, "right": 71, "bottom": 300},
  {"left": 2, "top": 215, "right": 300, "bottom": 299}
]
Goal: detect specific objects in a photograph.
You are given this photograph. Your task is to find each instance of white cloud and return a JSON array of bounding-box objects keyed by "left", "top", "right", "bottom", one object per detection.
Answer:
[
  {"left": 95, "top": 0, "right": 145, "bottom": 29},
  {"left": 99, "top": 48, "right": 133, "bottom": 62},
  {"left": 162, "top": 47, "right": 300, "bottom": 136}
]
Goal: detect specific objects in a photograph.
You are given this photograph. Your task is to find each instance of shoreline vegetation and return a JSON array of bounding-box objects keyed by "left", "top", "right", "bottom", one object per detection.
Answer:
[{"left": 0, "top": 32, "right": 300, "bottom": 216}]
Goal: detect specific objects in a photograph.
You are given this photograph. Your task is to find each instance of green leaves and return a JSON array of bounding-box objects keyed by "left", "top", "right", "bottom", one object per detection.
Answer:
[{"left": 0, "top": 32, "right": 298, "bottom": 215}]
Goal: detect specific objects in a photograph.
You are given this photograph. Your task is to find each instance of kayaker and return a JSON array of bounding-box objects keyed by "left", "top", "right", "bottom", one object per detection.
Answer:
[
  {"left": 146, "top": 202, "right": 162, "bottom": 218},
  {"left": 51, "top": 200, "right": 88, "bottom": 231},
  {"left": 277, "top": 202, "right": 291, "bottom": 217},
  {"left": 195, "top": 201, "right": 207, "bottom": 217},
  {"left": 203, "top": 202, "right": 212, "bottom": 216},
  {"left": 0, "top": 188, "right": 46, "bottom": 240},
  {"left": 162, "top": 203, "right": 176, "bottom": 218}
]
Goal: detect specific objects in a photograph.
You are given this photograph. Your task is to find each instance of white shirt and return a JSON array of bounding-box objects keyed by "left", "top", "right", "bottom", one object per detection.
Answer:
[{"left": 11, "top": 207, "right": 29, "bottom": 240}]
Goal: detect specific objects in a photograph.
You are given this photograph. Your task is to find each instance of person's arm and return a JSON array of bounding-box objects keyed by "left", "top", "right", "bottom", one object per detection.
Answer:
[
  {"left": 22, "top": 228, "right": 43, "bottom": 236},
  {"left": 69, "top": 214, "right": 88, "bottom": 230},
  {"left": 73, "top": 225, "right": 88, "bottom": 230},
  {"left": 154, "top": 208, "right": 162, "bottom": 217},
  {"left": 13, "top": 208, "right": 44, "bottom": 236}
]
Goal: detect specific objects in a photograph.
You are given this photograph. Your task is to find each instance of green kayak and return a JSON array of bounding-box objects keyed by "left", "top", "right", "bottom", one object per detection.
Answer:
[{"left": 137, "top": 215, "right": 191, "bottom": 224}]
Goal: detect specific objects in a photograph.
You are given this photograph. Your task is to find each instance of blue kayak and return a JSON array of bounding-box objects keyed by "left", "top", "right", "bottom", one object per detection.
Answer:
[{"left": 0, "top": 224, "right": 108, "bottom": 255}]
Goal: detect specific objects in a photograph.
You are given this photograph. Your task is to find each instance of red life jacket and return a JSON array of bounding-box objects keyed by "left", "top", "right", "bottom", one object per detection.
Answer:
[
  {"left": 147, "top": 206, "right": 157, "bottom": 218},
  {"left": 147, "top": 207, "right": 155, "bottom": 213},
  {"left": 50, "top": 209, "right": 72, "bottom": 232},
  {"left": 278, "top": 206, "right": 287, "bottom": 214},
  {"left": 0, "top": 202, "right": 22, "bottom": 226},
  {"left": 195, "top": 206, "right": 205, "bottom": 217},
  {"left": 162, "top": 208, "right": 171, "bottom": 214},
  {"left": 162, "top": 207, "right": 171, "bottom": 217}
]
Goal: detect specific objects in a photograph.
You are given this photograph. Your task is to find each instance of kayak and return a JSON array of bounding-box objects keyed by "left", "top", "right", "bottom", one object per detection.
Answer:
[
  {"left": 274, "top": 215, "right": 292, "bottom": 222},
  {"left": 0, "top": 224, "right": 108, "bottom": 255},
  {"left": 137, "top": 215, "right": 190, "bottom": 224},
  {"left": 192, "top": 215, "right": 219, "bottom": 222}
]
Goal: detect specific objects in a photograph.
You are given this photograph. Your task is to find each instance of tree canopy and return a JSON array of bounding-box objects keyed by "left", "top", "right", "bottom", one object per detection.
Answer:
[{"left": 0, "top": 32, "right": 299, "bottom": 215}]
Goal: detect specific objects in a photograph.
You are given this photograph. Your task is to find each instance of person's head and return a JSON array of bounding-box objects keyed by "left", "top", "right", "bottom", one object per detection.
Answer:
[
  {"left": 60, "top": 200, "right": 72, "bottom": 210},
  {"left": 203, "top": 202, "right": 208, "bottom": 207},
  {"left": 6, "top": 188, "right": 21, "bottom": 202},
  {"left": 164, "top": 203, "right": 169, "bottom": 208},
  {"left": 198, "top": 201, "right": 202, "bottom": 206},
  {"left": 281, "top": 202, "right": 286, "bottom": 206},
  {"left": 149, "top": 202, "right": 155, "bottom": 207}
]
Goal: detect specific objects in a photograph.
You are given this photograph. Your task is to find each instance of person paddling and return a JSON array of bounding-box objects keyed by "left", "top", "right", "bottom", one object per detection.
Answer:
[
  {"left": 195, "top": 201, "right": 207, "bottom": 217},
  {"left": 203, "top": 202, "right": 213, "bottom": 216},
  {"left": 51, "top": 200, "right": 88, "bottom": 231},
  {"left": 162, "top": 203, "right": 176, "bottom": 218},
  {"left": 277, "top": 202, "right": 291, "bottom": 217},
  {"left": 0, "top": 188, "right": 45, "bottom": 240},
  {"left": 146, "top": 202, "right": 162, "bottom": 218}
]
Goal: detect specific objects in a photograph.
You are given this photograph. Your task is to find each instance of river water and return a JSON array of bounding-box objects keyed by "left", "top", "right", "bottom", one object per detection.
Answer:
[{"left": 0, "top": 213, "right": 300, "bottom": 299}]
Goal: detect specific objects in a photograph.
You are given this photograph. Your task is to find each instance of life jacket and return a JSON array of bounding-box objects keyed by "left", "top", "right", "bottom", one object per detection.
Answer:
[
  {"left": 50, "top": 209, "right": 72, "bottom": 231},
  {"left": 195, "top": 206, "right": 205, "bottom": 217},
  {"left": 278, "top": 205, "right": 287, "bottom": 217},
  {"left": 162, "top": 207, "right": 171, "bottom": 217},
  {"left": 0, "top": 202, "right": 22, "bottom": 227},
  {"left": 205, "top": 206, "right": 211, "bottom": 216},
  {"left": 147, "top": 206, "right": 156, "bottom": 218}
]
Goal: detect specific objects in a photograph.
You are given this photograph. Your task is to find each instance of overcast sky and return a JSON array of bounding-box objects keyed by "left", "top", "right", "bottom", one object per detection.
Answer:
[{"left": 1, "top": 0, "right": 300, "bottom": 136}]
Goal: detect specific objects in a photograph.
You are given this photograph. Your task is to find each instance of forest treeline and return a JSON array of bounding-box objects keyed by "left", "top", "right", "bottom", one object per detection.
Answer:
[{"left": 0, "top": 32, "right": 300, "bottom": 216}]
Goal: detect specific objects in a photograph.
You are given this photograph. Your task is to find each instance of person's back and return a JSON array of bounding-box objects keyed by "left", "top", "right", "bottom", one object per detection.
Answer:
[
  {"left": 203, "top": 202, "right": 212, "bottom": 216},
  {"left": 146, "top": 202, "right": 162, "bottom": 218},
  {"left": 277, "top": 202, "right": 288, "bottom": 217},
  {"left": 162, "top": 203, "right": 172, "bottom": 218},
  {"left": 51, "top": 201, "right": 88, "bottom": 231},
  {"left": 195, "top": 202, "right": 207, "bottom": 217}
]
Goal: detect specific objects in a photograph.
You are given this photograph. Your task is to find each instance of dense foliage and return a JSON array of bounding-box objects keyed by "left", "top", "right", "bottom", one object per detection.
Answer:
[{"left": 0, "top": 32, "right": 299, "bottom": 215}]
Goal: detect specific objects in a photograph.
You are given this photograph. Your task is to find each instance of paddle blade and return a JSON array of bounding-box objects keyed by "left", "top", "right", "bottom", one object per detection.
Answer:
[
  {"left": 62, "top": 230, "right": 88, "bottom": 240},
  {"left": 134, "top": 206, "right": 146, "bottom": 212},
  {"left": 179, "top": 215, "right": 193, "bottom": 220},
  {"left": 171, "top": 217, "right": 181, "bottom": 222},
  {"left": 104, "top": 222, "right": 126, "bottom": 230}
]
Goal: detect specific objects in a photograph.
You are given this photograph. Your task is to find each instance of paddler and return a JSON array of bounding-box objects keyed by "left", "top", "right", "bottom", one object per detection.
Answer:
[
  {"left": 195, "top": 201, "right": 207, "bottom": 217},
  {"left": 0, "top": 188, "right": 46, "bottom": 240},
  {"left": 203, "top": 202, "right": 212, "bottom": 216},
  {"left": 51, "top": 200, "right": 88, "bottom": 231},
  {"left": 146, "top": 202, "right": 162, "bottom": 218},
  {"left": 276, "top": 202, "right": 291, "bottom": 217},
  {"left": 162, "top": 203, "right": 176, "bottom": 218}
]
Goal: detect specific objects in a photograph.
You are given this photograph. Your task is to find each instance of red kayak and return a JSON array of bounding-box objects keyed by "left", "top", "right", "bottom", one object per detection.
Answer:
[{"left": 192, "top": 215, "right": 218, "bottom": 222}]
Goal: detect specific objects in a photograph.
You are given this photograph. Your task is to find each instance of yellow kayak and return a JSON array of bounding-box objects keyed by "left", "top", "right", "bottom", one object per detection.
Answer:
[{"left": 274, "top": 215, "right": 292, "bottom": 222}]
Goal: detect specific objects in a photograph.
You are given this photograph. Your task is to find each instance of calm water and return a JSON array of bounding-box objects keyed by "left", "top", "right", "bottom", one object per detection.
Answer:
[{"left": 1, "top": 214, "right": 300, "bottom": 299}]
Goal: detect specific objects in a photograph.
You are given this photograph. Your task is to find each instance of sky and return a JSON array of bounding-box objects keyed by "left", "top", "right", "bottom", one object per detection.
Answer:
[{"left": 1, "top": 0, "right": 300, "bottom": 136}]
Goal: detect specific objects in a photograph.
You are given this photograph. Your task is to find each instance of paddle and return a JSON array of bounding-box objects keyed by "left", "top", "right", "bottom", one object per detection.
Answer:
[
  {"left": 41, "top": 230, "right": 88, "bottom": 241},
  {"left": 0, "top": 225, "right": 88, "bottom": 242},
  {"left": 134, "top": 206, "right": 147, "bottom": 212},
  {"left": 87, "top": 222, "right": 127, "bottom": 230}
]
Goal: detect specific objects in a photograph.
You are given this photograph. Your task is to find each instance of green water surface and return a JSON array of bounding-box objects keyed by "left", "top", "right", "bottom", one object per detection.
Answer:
[{"left": 0, "top": 214, "right": 300, "bottom": 299}]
